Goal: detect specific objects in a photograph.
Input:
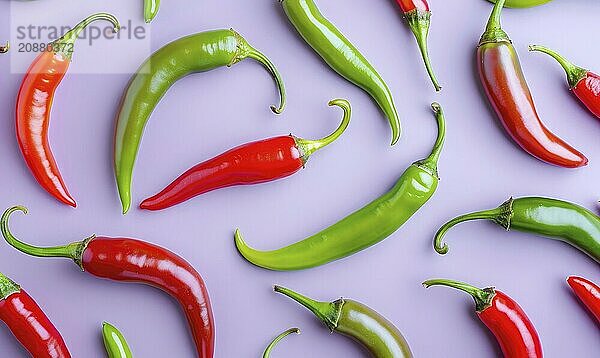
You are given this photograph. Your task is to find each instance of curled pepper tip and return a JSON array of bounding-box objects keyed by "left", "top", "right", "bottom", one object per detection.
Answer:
[
  {"left": 270, "top": 105, "right": 283, "bottom": 115},
  {"left": 0, "top": 41, "right": 9, "bottom": 53},
  {"left": 431, "top": 102, "right": 441, "bottom": 113}
]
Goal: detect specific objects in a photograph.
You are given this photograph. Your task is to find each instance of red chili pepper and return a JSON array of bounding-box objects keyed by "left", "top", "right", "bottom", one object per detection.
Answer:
[
  {"left": 567, "top": 276, "right": 600, "bottom": 324},
  {"left": 16, "top": 14, "right": 120, "bottom": 207},
  {"left": 394, "top": 0, "right": 441, "bottom": 91},
  {"left": 529, "top": 45, "right": 600, "bottom": 119},
  {"left": 0, "top": 272, "right": 71, "bottom": 357},
  {"left": 424, "top": 279, "right": 543, "bottom": 357},
  {"left": 140, "top": 99, "right": 350, "bottom": 211},
  {"left": 477, "top": 0, "right": 587, "bottom": 168},
  {"left": 0, "top": 206, "right": 214, "bottom": 358}
]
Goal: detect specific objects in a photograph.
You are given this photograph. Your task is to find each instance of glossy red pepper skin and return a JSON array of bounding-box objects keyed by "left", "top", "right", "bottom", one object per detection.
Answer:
[
  {"left": 0, "top": 207, "right": 214, "bottom": 358},
  {"left": 395, "top": 0, "right": 429, "bottom": 13},
  {"left": 140, "top": 136, "right": 303, "bottom": 210},
  {"left": 478, "top": 290, "right": 543, "bottom": 357},
  {"left": 141, "top": 98, "right": 351, "bottom": 211},
  {"left": 0, "top": 274, "right": 71, "bottom": 358},
  {"left": 477, "top": 0, "right": 587, "bottom": 168},
  {"left": 16, "top": 52, "right": 76, "bottom": 207},
  {"left": 567, "top": 276, "right": 600, "bottom": 323}
]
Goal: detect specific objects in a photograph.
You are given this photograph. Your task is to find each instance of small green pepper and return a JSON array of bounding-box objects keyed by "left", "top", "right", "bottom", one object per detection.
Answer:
[
  {"left": 263, "top": 328, "right": 300, "bottom": 358},
  {"left": 102, "top": 322, "right": 133, "bottom": 358},
  {"left": 235, "top": 103, "right": 445, "bottom": 271},
  {"left": 434, "top": 197, "right": 600, "bottom": 262},
  {"left": 274, "top": 286, "right": 413, "bottom": 357}
]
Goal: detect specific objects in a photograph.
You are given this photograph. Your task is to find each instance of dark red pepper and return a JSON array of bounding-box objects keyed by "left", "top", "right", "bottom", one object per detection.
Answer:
[
  {"left": 394, "top": 0, "right": 441, "bottom": 91},
  {"left": 16, "top": 14, "right": 119, "bottom": 207},
  {"left": 0, "top": 206, "right": 214, "bottom": 358},
  {"left": 0, "top": 272, "right": 71, "bottom": 357},
  {"left": 567, "top": 276, "right": 600, "bottom": 324},
  {"left": 477, "top": 0, "right": 587, "bottom": 168},
  {"left": 140, "top": 99, "right": 350, "bottom": 211},
  {"left": 529, "top": 45, "right": 600, "bottom": 119},
  {"left": 424, "top": 279, "right": 543, "bottom": 357}
]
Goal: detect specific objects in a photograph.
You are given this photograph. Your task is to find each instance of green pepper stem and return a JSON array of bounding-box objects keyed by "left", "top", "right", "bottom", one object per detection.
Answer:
[
  {"left": 0, "top": 272, "right": 21, "bottom": 300},
  {"left": 423, "top": 279, "right": 495, "bottom": 312},
  {"left": 434, "top": 198, "right": 513, "bottom": 254},
  {"left": 0, "top": 206, "right": 89, "bottom": 269},
  {"left": 529, "top": 45, "right": 588, "bottom": 88},
  {"left": 54, "top": 13, "right": 120, "bottom": 59},
  {"left": 405, "top": 10, "right": 441, "bottom": 91},
  {"left": 413, "top": 103, "right": 446, "bottom": 178},
  {"left": 262, "top": 328, "right": 300, "bottom": 358},
  {"left": 295, "top": 99, "right": 351, "bottom": 162},
  {"left": 273, "top": 285, "right": 340, "bottom": 331},
  {"left": 246, "top": 47, "right": 286, "bottom": 115},
  {"left": 480, "top": 0, "right": 509, "bottom": 44},
  {"left": 0, "top": 42, "right": 9, "bottom": 53},
  {"left": 144, "top": 0, "right": 161, "bottom": 23}
]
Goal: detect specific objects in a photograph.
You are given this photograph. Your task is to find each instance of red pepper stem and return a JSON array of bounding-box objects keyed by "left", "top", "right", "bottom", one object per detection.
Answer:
[
  {"left": 263, "top": 328, "right": 301, "bottom": 358},
  {"left": 434, "top": 198, "right": 514, "bottom": 254},
  {"left": 244, "top": 45, "right": 286, "bottom": 115},
  {"left": 528, "top": 45, "right": 588, "bottom": 89},
  {"left": 0, "top": 206, "right": 91, "bottom": 270},
  {"left": 273, "top": 285, "right": 342, "bottom": 331},
  {"left": 423, "top": 279, "right": 495, "bottom": 312},
  {"left": 413, "top": 102, "right": 446, "bottom": 178},
  {"left": 0, "top": 42, "right": 9, "bottom": 53},
  {"left": 0, "top": 272, "right": 21, "bottom": 300},
  {"left": 405, "top": 10, "right": 441, "bottom": 91},
  {"left": 295, "top": 99, "right": 351, "bottom": 161},
  {"left": 480, "top": 0, "right": 509, "bottom": 45},
  {"left": 53, "top": 13, "right": 120, "bottom": 60}
]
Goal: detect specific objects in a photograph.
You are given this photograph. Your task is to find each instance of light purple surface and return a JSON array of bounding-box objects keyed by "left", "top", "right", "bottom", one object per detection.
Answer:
[{"left": 0, "top": 0, "right": 599, "bottom": 357}]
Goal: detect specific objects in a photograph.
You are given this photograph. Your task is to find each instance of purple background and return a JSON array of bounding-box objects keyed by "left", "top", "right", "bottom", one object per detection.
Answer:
[{"left": 1, "top": 0, "right": 599, "bottom": 356}]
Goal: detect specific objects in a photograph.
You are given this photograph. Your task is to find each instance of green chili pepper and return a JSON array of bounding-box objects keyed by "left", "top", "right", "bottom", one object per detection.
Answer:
[
  {"left": 434, "top": 197, "right": 600, "bottom": 262},
  {"left": 263, "top": 328, "right": 300, "bottom": 358},
  {"left": 144, "top": 0, "right": 160, "bottom": 23},
  {"left": 114, "top": 29, "right": 286, "bottom": 214},
  {"left": 102, "top": 322, "right": 133, "bottom": 358},
  {"left": 235, "top": 103, "right": 445, "bottom": 271},
  {"left": 487, "top": 0, "right": 553, "bottom": 8},
  {"left": 280, "top": 0, "right": 401, "bottom": 145},
  {"left": 274, "top": 286, "right": 413, "bottom": 357}
]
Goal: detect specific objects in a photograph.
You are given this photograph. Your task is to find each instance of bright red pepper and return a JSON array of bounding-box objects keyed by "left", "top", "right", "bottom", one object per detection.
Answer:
[
  {"left": 0, "top": 206, "right": 214, "bottom": 358},
  {"left": 15, "top": 14, "right": 120, "bottom": 207},
  {"left": 567, "top": 276, "right": 600, "bottom": 324},
  {"left": 140, "top": 99, "right": 350, "bottom": 211},
  {"left": 424, "top": 279, "right": 543, "bottom": 357},
  {"left": 477, "top": 0, "right": 587, "bottom": 168},
  {"left": 0, "top": 272, "right": 71, "bottom": 357},
  {"left": 529, "top": 45, "right": 600, "bottom": 119},
  {"left": 394, "top": 0, "right": 441, "bottom": 91}
]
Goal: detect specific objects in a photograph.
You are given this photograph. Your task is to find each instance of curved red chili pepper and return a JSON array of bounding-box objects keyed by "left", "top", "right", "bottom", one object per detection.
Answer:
[
  {"left": 567, "top": 276, "right": 600, "bottom": 324},
  {"left": 529, "top": 45, "right": 600, "bottom": 119},
  {"left": 140, "top": 99, "right": 350, "bottom": 211},
  {"left": 424, "top": 279, "right": 543, "bottom": 357},
  {"left": 477, "top": 0, "right": 587, "bottom": 168},
  {"left": 16, "top": 14, "right": 120, "bottom": 207},
  {"left": 0, "top": 206, "right": 214, "bottom": 358},
  {"left": 0, "top": 272, "right": 71, "bottom": 357}
]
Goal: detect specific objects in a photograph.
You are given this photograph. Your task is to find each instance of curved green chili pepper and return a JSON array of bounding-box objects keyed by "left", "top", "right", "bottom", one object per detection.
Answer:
[
  {"left": 280, "top": 0, "right": 401, "bottom": 145},
  {"left": 487, "top": 0, "right": 553, "bottom": 8},
  {"left": 274, "top": 286, "right": 413, "bottom": 357},
  {"left": 263, "top": 328, "right": 300, "bottom": 358},
  {"left": 235, "top": 103, "right": 445, "bottom": 271},
  {"left": 144, "top": 0, "right": 160, "bottom": 23},
  {"left": 102, "top": 322, "right": 133, "bottom": 358},
  {"left": 114, "top": 29, "right": 286, "bottom": 214},
  {"left": 434, "top": 197, "right": 600, "bottom": 262}
]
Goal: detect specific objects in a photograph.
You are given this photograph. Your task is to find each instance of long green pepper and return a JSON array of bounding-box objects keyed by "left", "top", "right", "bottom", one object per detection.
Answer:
[
  {"left": 487, "top": 0, "right": 553, "bottom": 7},
  {"left": 434, "top": 197, "right": 600, "bottom": 262},
  {"left": 235, "top": 103, "right": 445, "bottom": 271},
  {"left": 102, "top": 322, "right": 133, "bottom": 358},
  {"left": 280, "top": 0, "right": 401, "bottom": 145},
  {"left": 114, "top": 29, "right": 286, "bottom": 213}
]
